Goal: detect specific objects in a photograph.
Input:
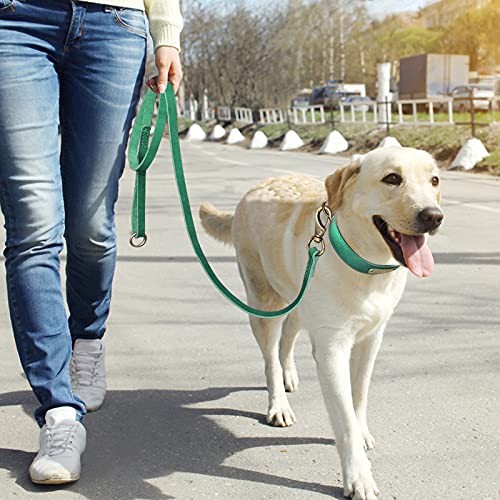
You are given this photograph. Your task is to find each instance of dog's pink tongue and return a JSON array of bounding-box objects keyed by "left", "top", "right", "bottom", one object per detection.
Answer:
[{"left": 399, "top": 234, "right": 434, "bottom": 277}]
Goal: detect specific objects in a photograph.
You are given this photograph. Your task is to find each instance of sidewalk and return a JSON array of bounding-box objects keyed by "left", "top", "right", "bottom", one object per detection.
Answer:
[{"left": 0, "top": 140, "right": 498, "bottom": 499}]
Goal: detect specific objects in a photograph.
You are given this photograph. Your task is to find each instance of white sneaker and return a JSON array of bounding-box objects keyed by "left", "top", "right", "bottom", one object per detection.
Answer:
[
  {"left": 29, "top": 407, "right": 86, "bottom": 485},
  {"left": 70, "top": 339, "right": 107, "bottom": 412}
]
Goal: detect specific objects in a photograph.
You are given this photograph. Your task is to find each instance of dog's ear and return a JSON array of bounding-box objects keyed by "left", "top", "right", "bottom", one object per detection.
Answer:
[{"left": 325, "top": 155, "right": 363, "bottom": 212}]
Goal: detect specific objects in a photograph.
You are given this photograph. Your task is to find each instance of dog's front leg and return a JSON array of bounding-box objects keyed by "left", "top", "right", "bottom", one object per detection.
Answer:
[
  {"left": 350, "top": 327, "right": 384, "bottom": 451},
  {"left": 310, "top": 328, "right": 379, "bottom": 500}
]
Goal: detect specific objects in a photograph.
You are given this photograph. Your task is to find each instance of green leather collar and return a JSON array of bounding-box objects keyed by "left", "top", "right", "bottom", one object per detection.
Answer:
[{"left": 328, "top": 215, "right": 400, "bottom": 275}]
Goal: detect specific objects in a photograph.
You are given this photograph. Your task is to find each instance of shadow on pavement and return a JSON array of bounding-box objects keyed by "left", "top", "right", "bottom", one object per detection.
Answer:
[
  {"left": 434, "top": 252, "right": 500, "bottom": 265},
  {"left": 0, "top": 387, "right": 340, "bottom": 499}
]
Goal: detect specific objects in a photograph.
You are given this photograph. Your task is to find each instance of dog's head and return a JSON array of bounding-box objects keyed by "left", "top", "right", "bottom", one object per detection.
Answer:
[{"left": 325, "top": 146, "right": 443, "bottom": 277}]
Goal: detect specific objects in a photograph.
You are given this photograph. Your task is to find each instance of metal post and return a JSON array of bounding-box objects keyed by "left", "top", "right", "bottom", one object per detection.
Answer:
[
  {"left": 330, "top": 106, "right": 335, "bottom": 129},
  {"left": 469, "top": 89, "right": 476, "bottom": 137},
  {"left": 385, "top": 96, "right": 390, "bottom": 135}
]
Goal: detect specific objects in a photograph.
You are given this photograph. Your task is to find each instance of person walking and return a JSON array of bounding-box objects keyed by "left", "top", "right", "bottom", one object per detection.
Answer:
[{"left": 0, "top": 0, "right": 183, "bottom": 484}]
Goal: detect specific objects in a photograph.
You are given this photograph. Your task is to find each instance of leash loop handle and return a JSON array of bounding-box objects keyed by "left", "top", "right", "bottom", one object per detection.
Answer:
[
  {"left": 128, "top": 86, "right": 323, "bottom": 318},
  {"left": 128, "top": 89, "right": 168, "bottom": 239}
]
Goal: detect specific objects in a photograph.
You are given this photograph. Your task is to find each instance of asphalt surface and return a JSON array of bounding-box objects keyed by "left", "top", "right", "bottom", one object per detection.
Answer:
[{"left": 0, "top": 139, "right": 499, "bottom": 500}]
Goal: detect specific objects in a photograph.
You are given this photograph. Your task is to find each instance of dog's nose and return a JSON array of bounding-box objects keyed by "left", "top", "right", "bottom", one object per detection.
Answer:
[{"left": 418, "top": 207, "right": 443, "bottom": 231}]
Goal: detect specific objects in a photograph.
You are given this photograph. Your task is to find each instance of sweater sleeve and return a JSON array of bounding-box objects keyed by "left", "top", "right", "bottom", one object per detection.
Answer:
[{"left": 144, "top": 0, "right": 184, "bottom": 52}]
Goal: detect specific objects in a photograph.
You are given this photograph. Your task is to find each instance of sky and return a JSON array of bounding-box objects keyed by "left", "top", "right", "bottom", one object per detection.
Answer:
[{"left": 368, "top": 0, "right": 429, "bottom": 18}]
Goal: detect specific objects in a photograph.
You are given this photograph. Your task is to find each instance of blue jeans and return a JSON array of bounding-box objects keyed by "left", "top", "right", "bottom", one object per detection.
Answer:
[{"left": 0, "top": 0, "right": 146, "bottom": 426}]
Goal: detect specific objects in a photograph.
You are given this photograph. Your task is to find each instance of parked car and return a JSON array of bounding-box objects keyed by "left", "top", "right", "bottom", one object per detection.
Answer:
[
  {"left": 451, "top": 84, "right": 498, "bottom": 112},
  {"left": 310, "top": 87, "right": 349, "bottom": 110},
  {"left": 291, "top": 94, "right": 311, "bottom": 108},
  {"left": 341, "top": 95, "right": 375, "bottom": 112}
]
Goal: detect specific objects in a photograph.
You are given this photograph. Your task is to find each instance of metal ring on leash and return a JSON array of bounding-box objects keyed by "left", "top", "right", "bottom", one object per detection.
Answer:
[
  {"left": 307, "top": 234, "right": 326, "bottom": 256},
  {"left": 129, "top": 233, "right": 148, "bottom": 248}
]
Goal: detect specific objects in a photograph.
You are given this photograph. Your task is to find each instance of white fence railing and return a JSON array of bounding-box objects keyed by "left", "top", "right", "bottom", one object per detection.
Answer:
[
  {"left": 396, "top": 99, "right": 454, "bottom": 125},
  {"left": 234, "top": 107, "right": 253, "bottom": 124},
  {"left": 338, "top": 99, "right": 462, "bottom": 125},
  {"left": 205, "top": 99, "right": 499, "bottom": 127},
  {"left": 259, "top": 108, "right": 287, "bottom": 125},
  {"left": 339, "top": 103, "right": 378, "bottom": 124},
  {"left": 217, "top": 106, "right": 232, "bottom": 121},
  {"left": 289, "top": 105, "right": 326, "bottom": 125}
]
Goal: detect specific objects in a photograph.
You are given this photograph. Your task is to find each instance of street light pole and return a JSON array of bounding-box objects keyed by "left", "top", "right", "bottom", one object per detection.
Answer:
[{"left": 178, "top": 0, "right": 186, "bottom": 116}]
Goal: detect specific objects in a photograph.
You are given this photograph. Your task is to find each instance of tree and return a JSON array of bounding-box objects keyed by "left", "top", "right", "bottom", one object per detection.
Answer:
[{"left": 440, "top": 2, "right": 500, "bottom": 71}]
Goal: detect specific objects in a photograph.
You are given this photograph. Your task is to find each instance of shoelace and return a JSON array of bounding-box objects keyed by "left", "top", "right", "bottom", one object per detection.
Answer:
[
  {"left": 70, "top": 351, "right": 101, "bottom": 387},
  {"left": 44, "top": 424, "right": 79, "bottom": 456}
]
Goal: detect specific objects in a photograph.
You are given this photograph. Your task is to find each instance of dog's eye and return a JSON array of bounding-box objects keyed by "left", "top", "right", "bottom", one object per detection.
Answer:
[
  {"left": 382, "top": 173, "right": 403, "bottom": 186},
  {"left": 431, "top": 176, "right": 440, "bottom": 187}
]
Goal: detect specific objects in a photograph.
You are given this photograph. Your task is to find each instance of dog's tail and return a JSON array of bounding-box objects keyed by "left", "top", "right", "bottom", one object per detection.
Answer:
[{"left": 199, "top": 202, "right": 234, "bottom": 245}]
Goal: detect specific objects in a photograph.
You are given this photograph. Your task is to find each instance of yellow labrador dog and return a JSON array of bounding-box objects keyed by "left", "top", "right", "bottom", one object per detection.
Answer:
[{"left": 199, "top": 146, "right": 443, "bottom": 500}]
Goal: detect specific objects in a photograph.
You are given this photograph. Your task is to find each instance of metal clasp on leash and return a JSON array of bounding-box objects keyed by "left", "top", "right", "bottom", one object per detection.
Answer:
[{"left": 307, "top": 201, "right": 333, "bottom": 256}]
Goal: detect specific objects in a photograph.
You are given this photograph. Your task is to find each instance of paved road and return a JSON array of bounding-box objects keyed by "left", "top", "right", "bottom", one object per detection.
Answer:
[{"left": 0, "top": 140, "right": 499, "bottom": 499}]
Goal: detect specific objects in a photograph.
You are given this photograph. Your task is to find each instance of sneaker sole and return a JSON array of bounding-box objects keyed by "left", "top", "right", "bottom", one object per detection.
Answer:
[
  {"left": 31, "top": 475, "right": 80, "bottom": 485},
  {"left": 85, "top": 399, "right": 104, "bottom": 412}
]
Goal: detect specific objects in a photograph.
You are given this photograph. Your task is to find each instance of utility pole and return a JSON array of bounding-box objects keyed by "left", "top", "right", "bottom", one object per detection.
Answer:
[
  {"left": 329, "top": 24, "right": 335, "bottom": 80},
  {"left": 177, "top": 0, "right": 186, "bottom": 116},
  {"left": 339, "top": 3, "right": 345, "bottom": 82}
]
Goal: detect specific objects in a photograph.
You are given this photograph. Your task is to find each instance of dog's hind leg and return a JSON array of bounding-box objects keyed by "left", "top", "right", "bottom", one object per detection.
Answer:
[
  {"left": 279, "top": 310, "right": 302, "bottom": 393},
  {"left": 237, "top": 253, "right": 296, "bottom": 427},
  {"left": 350, "top": 326, "right": 385, "bottom": 451},
  {"left": 249, "top": 314, "right": 296, "bottom": 427}
]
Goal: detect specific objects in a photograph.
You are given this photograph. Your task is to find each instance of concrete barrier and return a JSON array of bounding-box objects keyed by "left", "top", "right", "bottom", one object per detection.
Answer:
[
  {"left": 185, "top": 124, "right": 207, "bottom": 141},
  {"left": 226, "top": 128, "right": 245, "bottom": 145},
  {"left": 320, "top": 131, "right": 349, "bottom": 154},
  {"left": 250, "top": 130, "right": 268, "bottom": 149},
  {"left": 280, "top": 130, "right": 304, "bottom": 151},
  {"left": 210, "top": 124, "right": 226, "bottom": 140}
]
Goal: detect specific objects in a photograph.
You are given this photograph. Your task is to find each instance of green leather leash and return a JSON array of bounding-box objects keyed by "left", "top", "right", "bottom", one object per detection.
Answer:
[{"left": 128, "top": 86, "right": 322, "bottom": 318}]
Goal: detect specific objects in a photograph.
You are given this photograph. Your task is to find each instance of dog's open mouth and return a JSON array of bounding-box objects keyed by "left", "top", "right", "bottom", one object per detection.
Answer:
[{"left": 373, "top": 216, "right": 434, "bottom": 278}]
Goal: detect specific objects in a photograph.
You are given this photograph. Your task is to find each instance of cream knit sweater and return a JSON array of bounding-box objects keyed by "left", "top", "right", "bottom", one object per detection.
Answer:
[{"left": 79, "top": 0, "right": 183, "bottom": 50}]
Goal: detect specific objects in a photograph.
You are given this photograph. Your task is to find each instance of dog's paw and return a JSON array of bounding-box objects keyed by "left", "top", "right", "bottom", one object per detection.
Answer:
[
  {"left": 283, "top": 366, "right": 299, "bottom": 392},
  {"left": 361, "top": 429, "right": 376, "bottom": 451},
  {"left": 343, "top": 459, "right": 379, "bottom": 500},
  {"left": 267, "top": 401, "right": 296, "bottom": 427}
]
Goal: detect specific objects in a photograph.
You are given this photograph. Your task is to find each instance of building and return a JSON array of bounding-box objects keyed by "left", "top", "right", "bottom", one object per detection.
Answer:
[{"left": 420, "top": 0, "right": 492, "bottom": 28}]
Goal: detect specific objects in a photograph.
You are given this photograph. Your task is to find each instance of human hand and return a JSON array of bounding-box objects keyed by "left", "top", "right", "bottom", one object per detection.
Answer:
[{"left": 147, "top": 46, "right": 183, "bottom": 95}]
